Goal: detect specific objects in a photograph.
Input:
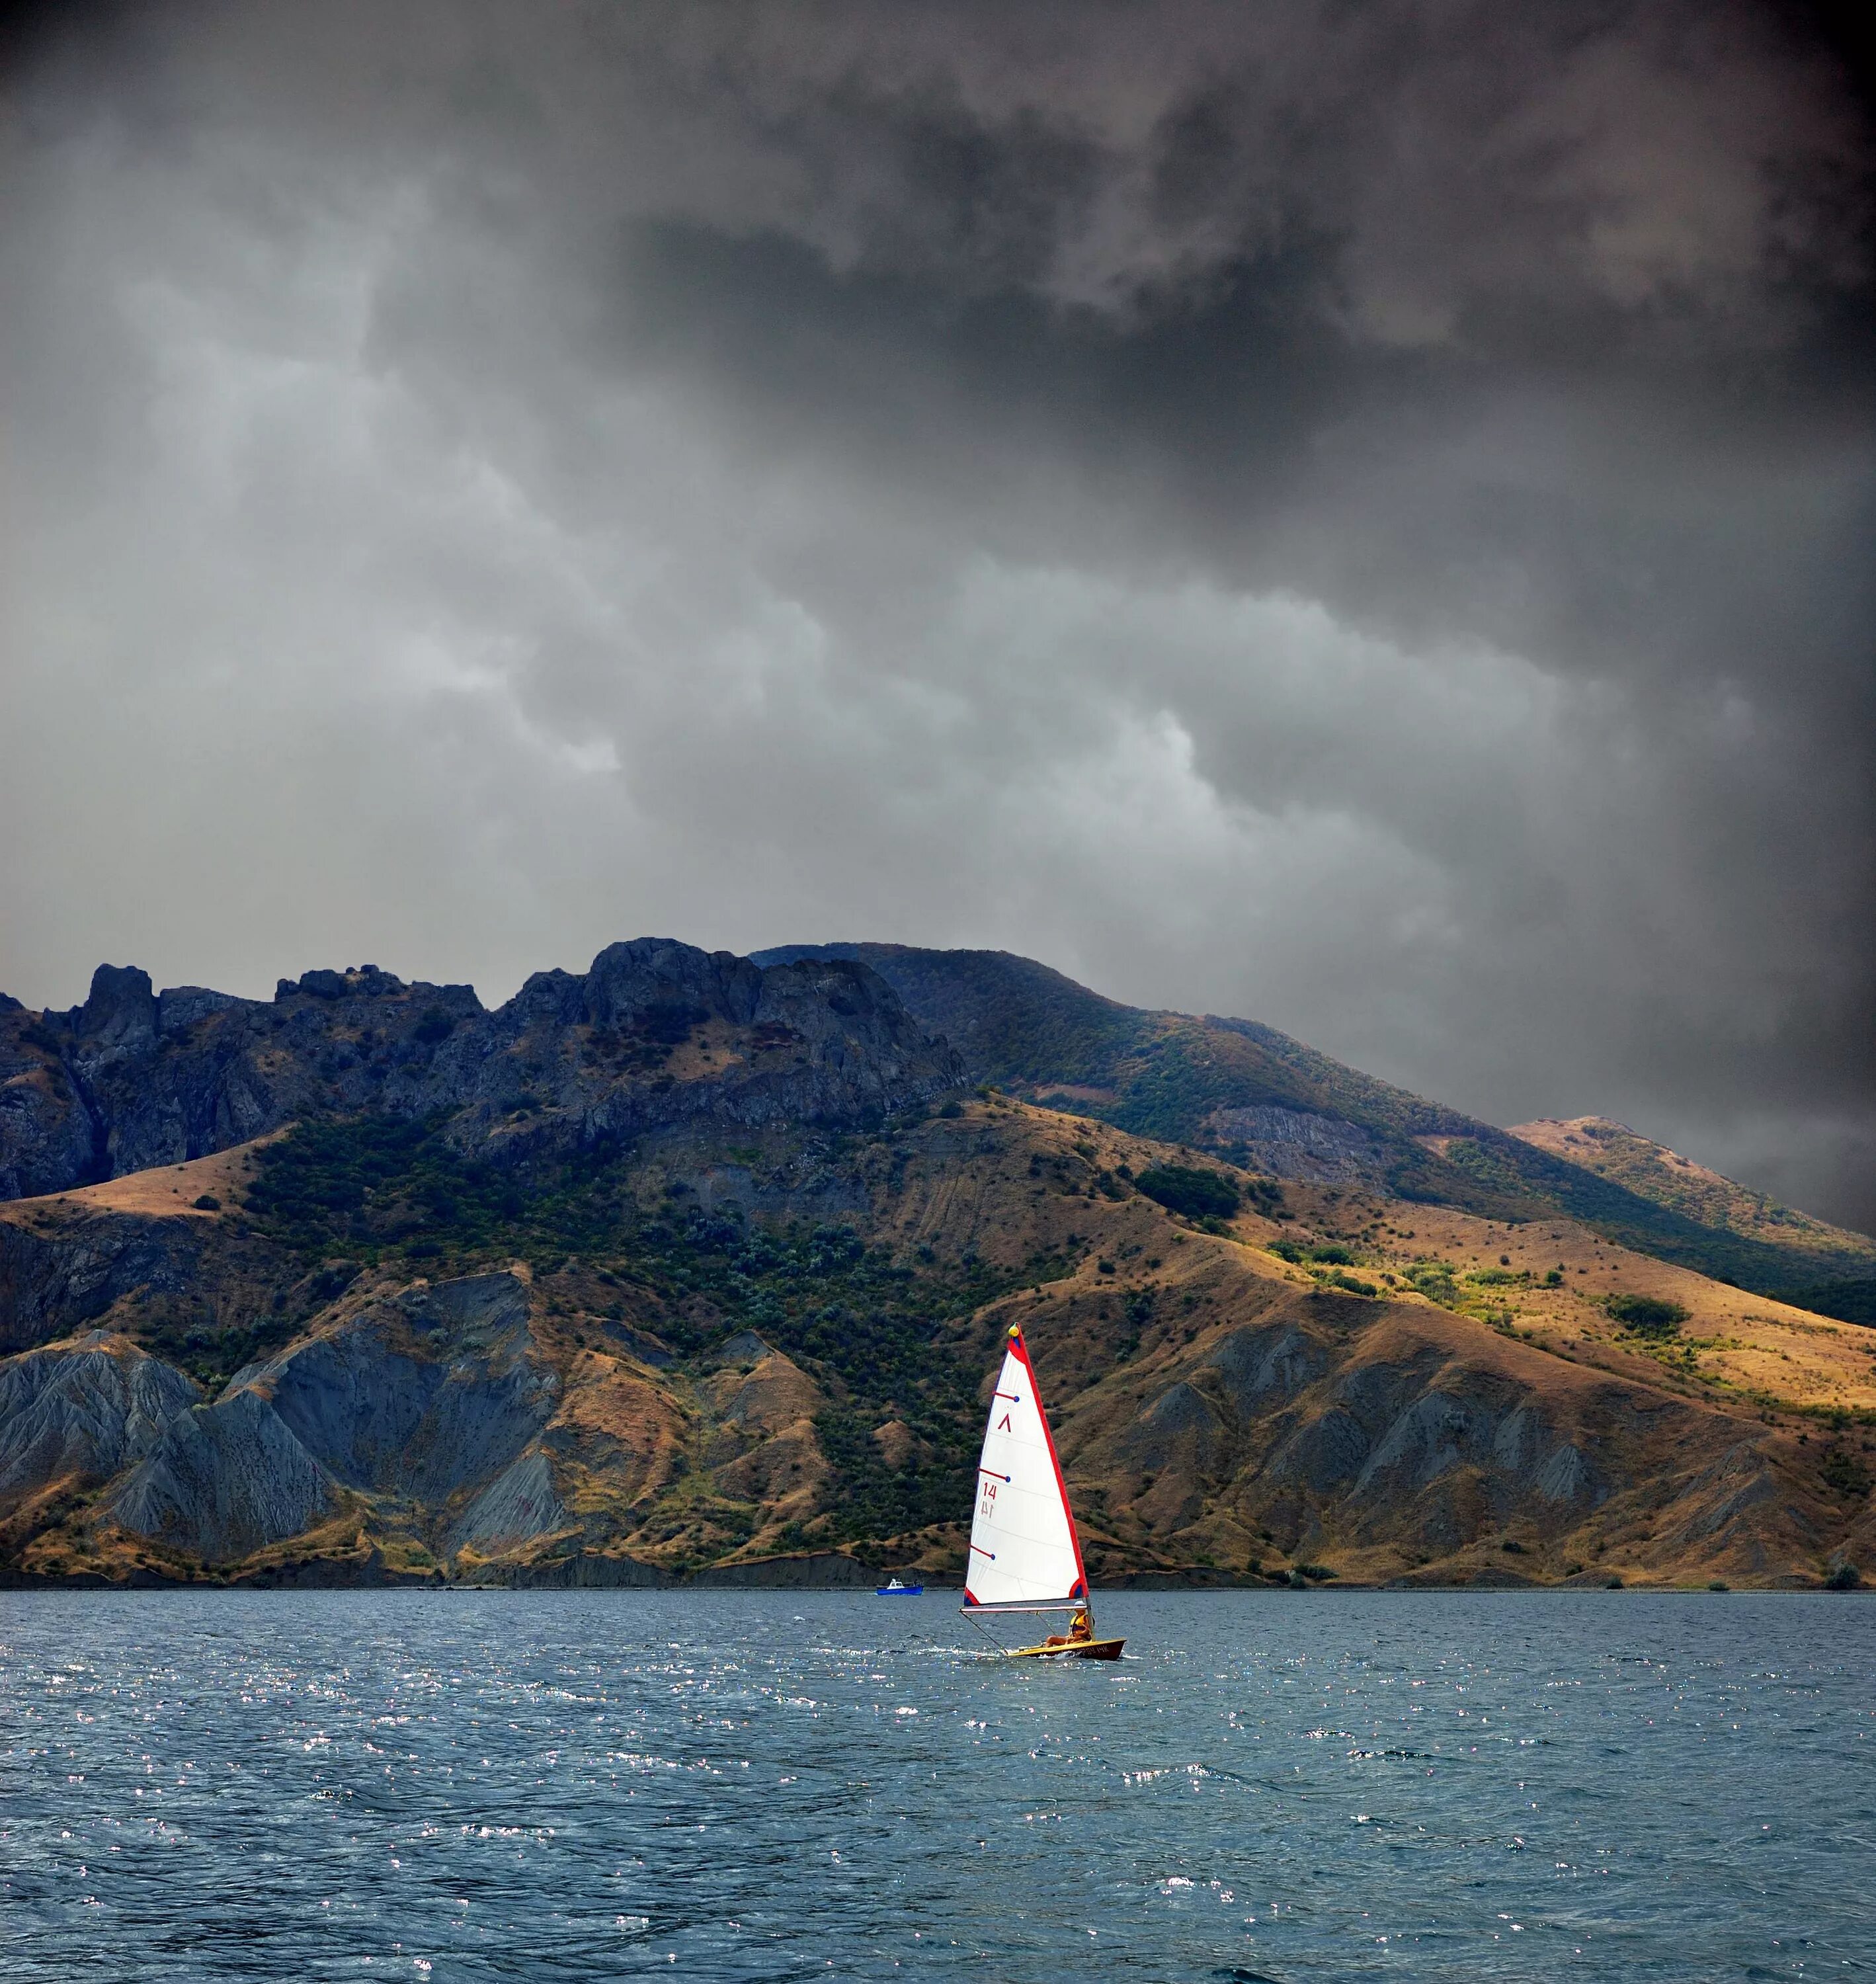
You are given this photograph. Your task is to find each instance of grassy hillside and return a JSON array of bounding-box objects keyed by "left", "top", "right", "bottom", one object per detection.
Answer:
[
  {"left": 758, "top": 944, "right": 1875, "bottom": 1313},
  {"left": 1511, "top": 1118, "right": 1876, "bottom": 1317}
]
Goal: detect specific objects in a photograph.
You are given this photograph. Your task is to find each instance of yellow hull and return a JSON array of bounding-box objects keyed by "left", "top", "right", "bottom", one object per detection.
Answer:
[{"left": 1007, "top": 1636, "right": 1126, "bottom": 1661}]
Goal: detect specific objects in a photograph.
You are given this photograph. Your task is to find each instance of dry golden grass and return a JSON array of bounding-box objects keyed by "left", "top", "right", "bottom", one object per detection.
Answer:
[
  {"left": 708, "top": 1350, "right": 823, "bottom": 1437},
  {"left": 0, "top": 1132, "right": 284, "bottom": 1223},
  {"left": 1227, "top": 1181, "right": 1876, "bottom": 1415},
  {"left": 1510, "top": 1116, "right": 1876, "bottom": 1261}
]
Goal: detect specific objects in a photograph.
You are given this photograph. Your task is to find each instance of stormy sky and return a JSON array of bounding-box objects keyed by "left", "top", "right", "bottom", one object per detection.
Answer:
[{"left": 2, "top": 2, "right": 1872, "bottom": 1226}]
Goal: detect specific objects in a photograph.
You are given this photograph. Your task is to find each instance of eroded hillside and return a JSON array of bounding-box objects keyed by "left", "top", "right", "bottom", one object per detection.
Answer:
[{"left": 3, "top": 1093, "right": 1868, "bottom": 1590}]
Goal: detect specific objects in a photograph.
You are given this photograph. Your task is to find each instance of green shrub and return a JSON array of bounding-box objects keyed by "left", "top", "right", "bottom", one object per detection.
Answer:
[
  {"left": 1407, "top": 1261, "right": 1461, "bottom": 1307},
  {"left": 192, "top": 1194, "right": 221, "bottom": 1212},
  {"left": 1608, "top": 1293, "right": 1689, "bottom": 1337},
  {"left": 1309, "top": 1243, "right": 1355, "bottom": 1266},
  {"left": 1133, "top": 1165, "right": 1240, "bottom": 1222}
]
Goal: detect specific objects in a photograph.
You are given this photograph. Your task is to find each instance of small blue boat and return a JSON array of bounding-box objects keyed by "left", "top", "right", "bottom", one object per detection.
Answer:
[{"left": 875, "top": 1577, "right": 924, "bottom": 1596}]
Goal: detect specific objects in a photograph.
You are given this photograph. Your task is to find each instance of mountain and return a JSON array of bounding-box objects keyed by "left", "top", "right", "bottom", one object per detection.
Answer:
[
  {"left": 1, "top": 938, "right": 1871, "bottom": 1591},
  {"left": 756, "top": 944, "right": 1876, "bottom": 1312}
]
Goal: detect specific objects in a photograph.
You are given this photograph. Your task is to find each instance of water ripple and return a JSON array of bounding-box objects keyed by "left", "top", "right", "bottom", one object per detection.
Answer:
[{"left": 1, "top": 1590, "right": 1869, "bottom": 1980}]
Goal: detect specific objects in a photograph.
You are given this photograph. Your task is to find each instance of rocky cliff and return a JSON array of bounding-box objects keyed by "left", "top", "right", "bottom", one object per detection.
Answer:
[{"left": 0, "top": 939, "right": 963, "bottom": 1200}]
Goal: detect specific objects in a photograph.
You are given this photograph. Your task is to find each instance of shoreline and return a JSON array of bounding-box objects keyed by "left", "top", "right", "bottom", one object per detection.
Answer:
[{"left": 3, "top": 1569, "right": 1861, "bottom": 1594}]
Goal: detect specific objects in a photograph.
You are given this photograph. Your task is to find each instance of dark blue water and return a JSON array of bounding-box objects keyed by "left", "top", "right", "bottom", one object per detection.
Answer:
[{"left": 1, "top": 1589, "right": 1869, "bottom": 1980}]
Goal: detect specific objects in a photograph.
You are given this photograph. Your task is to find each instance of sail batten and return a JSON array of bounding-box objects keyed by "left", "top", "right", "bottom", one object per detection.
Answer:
[{"left": 961, "top": 1325, "right": 1088, "bottom": 1610}]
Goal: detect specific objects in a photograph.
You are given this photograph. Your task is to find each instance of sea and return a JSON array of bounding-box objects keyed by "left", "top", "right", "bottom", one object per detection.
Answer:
[{"left": 1, "top": 1587, "right": 1868, "bottom": 1981}]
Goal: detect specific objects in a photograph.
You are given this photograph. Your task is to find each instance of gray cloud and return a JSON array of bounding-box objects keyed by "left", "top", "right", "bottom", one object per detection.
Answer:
[{"left": 1, "top": 0, "right": 1871, "bottom": 1225}]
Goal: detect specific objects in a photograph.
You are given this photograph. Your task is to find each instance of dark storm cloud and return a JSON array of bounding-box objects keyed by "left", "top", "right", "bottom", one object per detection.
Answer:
[{"left": 1, "top": 1, "right": 1871, "bottom": 1223}]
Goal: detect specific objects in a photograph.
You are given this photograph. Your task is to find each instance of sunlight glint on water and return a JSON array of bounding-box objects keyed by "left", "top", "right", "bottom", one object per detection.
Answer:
[{"left": 1, "top": 1589, "right": 1867, "bottom": 1980}]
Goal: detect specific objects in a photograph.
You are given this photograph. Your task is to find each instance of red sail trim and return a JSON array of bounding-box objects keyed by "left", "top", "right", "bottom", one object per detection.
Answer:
[{"left": 1004, "top": 1328, "right": 1090, "bottom": 1603}]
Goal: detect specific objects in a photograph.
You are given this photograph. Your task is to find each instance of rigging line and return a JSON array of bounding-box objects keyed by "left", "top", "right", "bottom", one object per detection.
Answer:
[{"left": 961, "top": 1607, "right": 1008, "bottom": 1657}]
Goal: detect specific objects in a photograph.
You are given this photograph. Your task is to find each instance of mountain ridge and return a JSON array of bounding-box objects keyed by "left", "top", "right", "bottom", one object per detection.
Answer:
[
  {"left": 1510, "top": 1115, "right": 1876, "bottom": 1324},
  {"left": 755, "top": 943, "right": 1876, "bottom": 1313},
  {"left": 0, "top": 939, "right": 962, "bottom": 1202},
  {"left": 3, "top": 937, "right": 1871, "bottom": 1591}
]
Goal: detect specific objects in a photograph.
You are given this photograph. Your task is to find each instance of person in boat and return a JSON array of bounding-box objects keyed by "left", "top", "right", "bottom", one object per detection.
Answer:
[{"left": 1043, "top": 1606, "right": 1094, "bottom": 1648}]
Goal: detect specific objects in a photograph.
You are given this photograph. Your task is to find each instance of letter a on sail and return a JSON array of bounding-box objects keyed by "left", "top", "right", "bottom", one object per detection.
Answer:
[{"left": 964, "top": 1325, "right": 1088, "bottom": 1608}]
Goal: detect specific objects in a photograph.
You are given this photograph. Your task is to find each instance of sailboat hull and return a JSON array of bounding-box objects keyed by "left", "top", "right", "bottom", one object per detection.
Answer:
[{"left": 1006, "top": 1636, "right": 1126, "bottom": 1661}]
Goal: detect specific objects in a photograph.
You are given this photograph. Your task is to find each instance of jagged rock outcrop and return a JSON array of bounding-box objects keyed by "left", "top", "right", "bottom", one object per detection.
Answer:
[
  {"left": 0, "top": 941, "right": 965, "bottom": 1201},
  {"left": 418, "top": 940, "right": 965, "bottom": 1158}
]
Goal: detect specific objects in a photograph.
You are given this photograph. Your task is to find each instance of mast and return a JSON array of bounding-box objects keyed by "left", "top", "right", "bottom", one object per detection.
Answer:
[{"left": 963, "top": 1323, "right": 1091, "bottom": 1629}]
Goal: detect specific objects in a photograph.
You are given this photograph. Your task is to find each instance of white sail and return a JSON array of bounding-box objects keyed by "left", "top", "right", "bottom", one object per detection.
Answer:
[{"left": 963, "top": 1325, "right": 1088, "bottom": 1608}]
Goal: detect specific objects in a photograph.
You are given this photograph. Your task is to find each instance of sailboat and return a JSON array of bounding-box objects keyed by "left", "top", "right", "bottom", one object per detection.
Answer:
[{"left": 961, "top": 1323, "right": 1125, "bottom": 1660}]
